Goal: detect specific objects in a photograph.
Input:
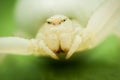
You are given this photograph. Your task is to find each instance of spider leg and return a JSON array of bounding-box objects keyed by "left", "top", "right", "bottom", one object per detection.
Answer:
[
  {"left": 35, "top": 33, "right": 59, "bottom": 60},
  {"left": 0, "top": 37, "right": 58, "bottom": 59},
  {"left": 66, "top": 35, "right": 82, "bottom": 59},
  {"left": 85, "top": 0, "right": 120, "bottom": 48},
  {"left": 0, "top": 37, "right": 32, "bottom": 55},
  {"left": 37, "top": 40, "right": 59, "bottom": 60}
]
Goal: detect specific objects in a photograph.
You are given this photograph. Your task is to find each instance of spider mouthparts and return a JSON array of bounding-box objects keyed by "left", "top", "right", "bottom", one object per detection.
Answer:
[
  {"left": 52, "top": 48, "right": 69, "bottom": 59},
  {"left": 53, "top": 47, "right": 68, "bottom": 54}
]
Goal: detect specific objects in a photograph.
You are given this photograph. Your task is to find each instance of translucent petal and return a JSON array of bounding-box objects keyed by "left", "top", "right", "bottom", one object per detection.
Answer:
[{"left": 15, "top": 0, "right": 105, "bottom": 34}]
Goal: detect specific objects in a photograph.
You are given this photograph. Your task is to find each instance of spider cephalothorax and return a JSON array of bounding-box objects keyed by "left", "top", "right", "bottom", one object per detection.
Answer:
[
  {"left": 46, "top": 15, "right": 68, "bottom": 25},
  {"left": 35, "top": 15, "right": 83, "bottom": 58}
]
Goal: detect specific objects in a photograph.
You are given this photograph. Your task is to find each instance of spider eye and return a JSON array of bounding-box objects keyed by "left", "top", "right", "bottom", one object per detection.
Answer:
[
  {"left": 47, "top": 21, "right": 52, "bottom": 24},
  {"left": 62, "top": 19, "right": 66, "bottom": 22}
]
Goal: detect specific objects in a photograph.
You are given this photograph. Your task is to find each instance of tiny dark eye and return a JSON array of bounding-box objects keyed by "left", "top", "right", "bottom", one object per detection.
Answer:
[
  {"left": 63, "top": 19, "right": 66, "bottom": 22},
  {"left": 47, "top": 21, "right": 52, "bottom": 24}
]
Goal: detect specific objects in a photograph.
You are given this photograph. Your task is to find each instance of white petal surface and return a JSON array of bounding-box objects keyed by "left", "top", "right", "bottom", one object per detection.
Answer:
[{"left": 15, "top": 0, "right": 105, "bottom": 33}]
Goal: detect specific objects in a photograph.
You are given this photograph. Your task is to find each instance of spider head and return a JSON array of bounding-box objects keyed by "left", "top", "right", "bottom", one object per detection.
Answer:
[{"left": 46, "top": 15, "right": 68, "bottom": 25}]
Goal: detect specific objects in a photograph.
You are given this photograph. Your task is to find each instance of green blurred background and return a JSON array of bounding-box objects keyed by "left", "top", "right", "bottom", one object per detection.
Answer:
[{"left": 0, "top": 0, "right": 120, "bottom": 80}]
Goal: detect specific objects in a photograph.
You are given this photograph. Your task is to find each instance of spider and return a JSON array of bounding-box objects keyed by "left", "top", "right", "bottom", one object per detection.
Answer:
[{"left": 0, "top": 0, "right": 120, "bottom": 60}]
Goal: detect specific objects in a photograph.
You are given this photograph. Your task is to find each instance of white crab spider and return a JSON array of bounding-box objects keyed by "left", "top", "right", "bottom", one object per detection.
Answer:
[{"left": 0, "top": 0, "right": 120, "bottom": 60}]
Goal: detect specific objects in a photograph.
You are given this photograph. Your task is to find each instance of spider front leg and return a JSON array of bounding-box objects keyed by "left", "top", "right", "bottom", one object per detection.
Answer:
[
  {"left": 85, "top": 0, "right": 120, "bottom": 48},
  {"left": 0, "top": 37, "right": 33, "bottom": 55},
  {"left": 65, "top": 27, "right": 95, "bottom": 59},
  {"left": 35, "top": 33, "right": 59, "bottom": 59},
  {"left": 37, "top": 40, "right": 59, "bottom": 59},
  {"left": 66, "top": 35, "right": 82, "bottom": 59},
  {"left": 0, "top": 37, "right": 58, "bottom": 59}
]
